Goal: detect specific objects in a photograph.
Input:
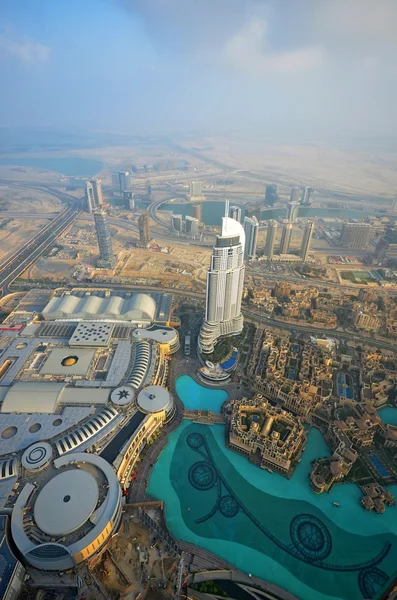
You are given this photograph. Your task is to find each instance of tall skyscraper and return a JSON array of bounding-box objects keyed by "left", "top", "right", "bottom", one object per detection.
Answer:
[
  {"left": 290, "top": 187, "right": 302, "bottom": 203},
  {"left": 189, "top": 181, "right": 202, "bottom": 197},
  {"left": 340, "top": 223, "right": 372, "bottom": 248},
  {"left": 302, "top": 186, "right": 314, "bottom": 205},
  {"left": 198, "top": 202, "right": 245, "bottom": 355},
  {"left": 279, "top": 221, "right": 293, "bottom": 254},
  {"left": 188, "top": 181, "right": 204, "bottom": 201},
  {"left": 265, "top": 184, "right": 278, "bottom": 206},
  {"left": 138, "top": 213, "right": 150, "bottom": 245},
  {"left": 243, "top": 216, "right": 258, "bottom": 260},
  {"left": 391, "top": 197, "right": 397, "bottom": 213},
  {"left": 85, "top": 182, "right": 95, "bottom": 213},
  {"left": 300, "top": 221, "right": 314, "bottom": 261},
  {"left": 113, "top": 171, "right": 132, "bottom": 197},
  {"left": 90, "top": 179, "right": 103, "bottom": 207},
  {"left": 171, "top": 214, "right": 183, "bottom": 234},
  {"left": 192, "top": 203, "right": 203, "bottom": 223},
  {"left": 265, "top": 220, "right": 278, "bottom": 261},
  {"left": 123, "top": 192, "right": 135, "bottom": 210},
  {"left": 94, "top": 211, "right": 113, "bottom": 268},
  {"left": 185, "top": 216, "right": 199, "bottom": 237},
  {"left": 287, "top": 201, "right": 300, "bottom": 223},
  {"left": 230, "top": 205, "right": 242, "bottom": 223}
]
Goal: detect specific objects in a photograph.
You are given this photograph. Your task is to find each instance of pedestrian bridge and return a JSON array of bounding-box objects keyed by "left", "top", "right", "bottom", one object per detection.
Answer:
[{"left": 183, "top": 409, "right": 224, "bottom": 424}]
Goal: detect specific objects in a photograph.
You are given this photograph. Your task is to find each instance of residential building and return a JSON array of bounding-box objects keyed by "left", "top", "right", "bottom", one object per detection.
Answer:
[
  {"left": 171, "top": 213, "right": 183, "bottom": 234},
  {"left": 290, "top": 187, "right": 301, "bottom": 203},
  {"left": 230, "top": 205, "right": 242, "bottom": 223},
  {"left": 90, "top": 178, "right": 103, "bottom": 207},
  {"left": 265, "top": 220, "right": 278, "bottom": 261},
  {"left": 279, "top": 221, "right": 293, "bottom": 254},
  {"left": 340, "top": 223, "right": 372, "bottom": 248},
  {"left": 198, "top": 202, "right": 245, "bottom": 354},
  {"left": 243, "top": 215, "right": 259, "bottom": 260},
  {"left": 300, "top": 221, "right": 314, "bottom": 261},
  {"left": 94, "top": 210, "right": 113, "bottom": 268},
  {"left": 302, "top": 186, "right": 314, "bottom": 204},
  {"left": 353, "top": 307, "right": 381, "bottom": 331},
  {"left": 85, "top": 181, "right": 95, "bottom": 213},
  {"left": 185, "top": 216, "right": 199, "bottom": 237}
]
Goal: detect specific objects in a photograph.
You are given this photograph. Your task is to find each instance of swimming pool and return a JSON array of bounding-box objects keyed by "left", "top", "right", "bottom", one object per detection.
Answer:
[
  {"left": 175, "top": 375, "right": 228, "bottom": 412},
  {"left": 379, "top": 407, "right": 397, "bottom": 426},
  {"left": 148, "top": 422, "right": 397, "bottom": 600},
  {"left": 369, "top": 455, "right": 390, "bottom": 478}
]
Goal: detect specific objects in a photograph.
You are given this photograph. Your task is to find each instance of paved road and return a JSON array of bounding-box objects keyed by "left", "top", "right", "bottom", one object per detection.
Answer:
[{"left": 0, "top": 185, "right": 83, "bottom": 295}]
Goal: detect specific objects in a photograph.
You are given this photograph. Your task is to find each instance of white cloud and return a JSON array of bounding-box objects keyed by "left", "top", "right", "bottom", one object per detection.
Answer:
[
  {"left": 223, "top": 17, "right": 323, "bottom": 75},
  {"left": 0, "top": 31, "right": 49, "bottom": 63}
]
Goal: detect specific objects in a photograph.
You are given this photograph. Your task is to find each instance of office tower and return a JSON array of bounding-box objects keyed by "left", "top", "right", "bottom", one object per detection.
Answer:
[
  {"left": 190, "top": 181, "right": 202, "bottom": 197},
  {"left": 85, "top": 182, "right": 95, "bottom": 213},
  {"left": 90, "top": 179, "right": 103, "bottom": 207},
  {"left": 113, "top": 171, "right": 132, "bottom": 197},
  {"left": 374, "top": 226, "right": 397, "bottom": 259},
  {"left": 94, "top": 211, "right": 113, "bottom": 268},
  {"left": 185, "top": 216, "right": 199, "bottom": 237},
  {"left": 302, "top": 186, "right": 314, "bottom": 205},
  {"left": 230, "top": 205, "right": 242, "bottom": 223},
  {"left": 290, "top": 186, "right": 302, "bottom": 203},
  {"left": 198, "top": 201, "right": 245, "bottom": 355},
  {"left": 138, "top": 213, "right": 150, "bottom": 245},
  {"left": 123, "top": 192, "right": 135, "bottom": 210},
  {"left": 340, "top": 223, "right": 372, "bottom": 249},
  {"left": 146, "top": 181, "right": 153, "bottom": 200},
  {"left": 188, "top": 180, "right": 204, "bottom": 201},
  {"left": 243, "top": 216, "right": 259, "bottom": 260},
  {"left": 287, "top": 201, "right": 300, "bottom": 223},
  {"left": 265, "top": 184, "right": 278, "bottom": 206},
  {"left": 192, "top": 203, "right": 202, "bottom": 223},
  {"left": 171, "top": 214, "right": 183, "bottom": 234},
  {"left": 300, "top": 221, "right": 314, "bottom": 261},
  {"left": 279, "top": 221, "right": 293, "bottom": 254},
  {"left": 265, "top": 220, "right": 278, "bottom": 261}
]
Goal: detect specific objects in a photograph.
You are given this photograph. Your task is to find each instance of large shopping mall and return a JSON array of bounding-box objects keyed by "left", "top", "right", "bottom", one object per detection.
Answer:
[{"left": 0, "top": 287, "right": 179, "bottom": 577}]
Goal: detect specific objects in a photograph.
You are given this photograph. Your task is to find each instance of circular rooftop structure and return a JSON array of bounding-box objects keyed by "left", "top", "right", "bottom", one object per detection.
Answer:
[
  {"left": 34, "top": 470, "right": 99, "bottom": 536},
  {"left": 137, "top": 385, "right": 173, "bottom": 416},
  {"left": 110, "top": 386, "right": 135, "bottom": 406},
  {"left": 22, "top": 442, "right": 52, "bottom": 471}
]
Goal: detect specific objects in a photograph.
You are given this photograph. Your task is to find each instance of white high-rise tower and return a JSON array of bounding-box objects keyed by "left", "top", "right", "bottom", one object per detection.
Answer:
[{"left": 198, "top": 201, "right": 246, "bottom": 355}]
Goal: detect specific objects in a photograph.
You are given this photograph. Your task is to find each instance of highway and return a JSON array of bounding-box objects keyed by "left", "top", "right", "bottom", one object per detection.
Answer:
[{"left": 0, "top": 184, "right": 83, "bottom": 296}]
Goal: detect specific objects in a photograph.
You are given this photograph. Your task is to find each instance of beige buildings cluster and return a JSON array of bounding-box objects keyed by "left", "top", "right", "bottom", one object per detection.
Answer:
[
  {"left": 228, "top": 395, "right": 306, "bottom": 477},
  {"left": 247, "top": 330, "right": 334, "bottom": 419}
]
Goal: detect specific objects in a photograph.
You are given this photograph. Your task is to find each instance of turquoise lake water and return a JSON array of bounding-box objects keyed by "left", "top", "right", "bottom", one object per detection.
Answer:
[
  {"left": 148, "top": 378, "right": 397, "bottom": 600},
  {"left": 175, "top": 375, "right": 228, "bottom": 412},
  {"left": 379, "top": 407, "right": 397, "bottom": 426},
  {"left": 161, "top": 201, "right": 381, "bottom": 227},
  {"left": 0, "top": 156, "right": 103, "bottom": 176}
]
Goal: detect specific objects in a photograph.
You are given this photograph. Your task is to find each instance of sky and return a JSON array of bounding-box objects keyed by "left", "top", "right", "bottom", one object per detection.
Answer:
[{"left": 0, "top": 0, "right": 396, "bottom": 137}]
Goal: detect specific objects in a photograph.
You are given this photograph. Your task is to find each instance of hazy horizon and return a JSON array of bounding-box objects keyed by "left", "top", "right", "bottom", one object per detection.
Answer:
[{"left": 1, "top": 0, "right": 396, "bottom": 137}]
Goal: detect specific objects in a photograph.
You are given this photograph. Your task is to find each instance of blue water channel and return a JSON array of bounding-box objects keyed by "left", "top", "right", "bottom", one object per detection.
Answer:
[
  {"left": 175, "top": 375, "right": 228, "bottom": 412},
  {"left": 379, "top": 407, "right": 397, "bottom": 426},
  {"left": 0, "top": 156, "right": 103, "bottom": 176},
  {"left": 148, "top": 376, "right": 397, "bottom": 600}
]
